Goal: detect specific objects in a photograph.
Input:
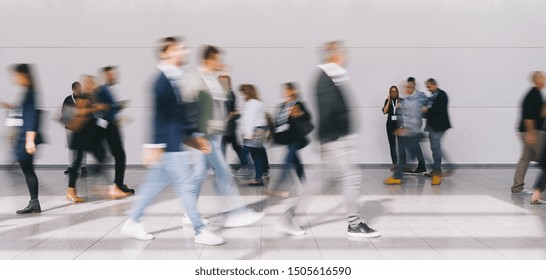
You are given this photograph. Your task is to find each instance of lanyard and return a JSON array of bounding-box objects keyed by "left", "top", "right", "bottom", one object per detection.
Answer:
[{"left": 392, "top": 99, "right": 397, "bottom": 115}]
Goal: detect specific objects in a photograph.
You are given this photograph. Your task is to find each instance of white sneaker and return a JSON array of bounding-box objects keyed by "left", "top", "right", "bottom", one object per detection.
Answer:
[
  {"left": 194, "top": 229, "right": 225, "bottom": 246},
  {"left": 223, "top": 210, "right": 265, "bottom": 228},
  {"left": 276, "top": 218, "right": 306, "bottom": 236},
  {"left": 182, "top": 214, "right": 210, "bottom": 226},
  {"left": 121, "top": 219, "right": 154, "bottom": 240}
]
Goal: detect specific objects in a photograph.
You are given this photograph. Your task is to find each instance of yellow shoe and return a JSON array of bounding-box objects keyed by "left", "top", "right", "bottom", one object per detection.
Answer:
[
  {"left": 431, "top": 175, "right": 442, "bottom": 185},
  {"left": 383, "top": 177, "right": 401, "bottom": 185}
]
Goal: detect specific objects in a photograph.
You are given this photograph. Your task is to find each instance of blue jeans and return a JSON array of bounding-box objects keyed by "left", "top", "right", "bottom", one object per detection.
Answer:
[
  {"left": 269, "top": 139, "right": 306, "bottom": 192},
  {"left": 194, "top": 137, "right": 247, "bottom": 213},
  {"left": 241, "top": 145, "right": 269, "bottom": 181},
  {"left": 394, "top": 134, "right": 425, "bottom": 179},
  {"left": 428, "top": 130, "right": 445, "bottom": 172},
  {"left": 129, "top": 152, "right": 205, "bottom": 233}
]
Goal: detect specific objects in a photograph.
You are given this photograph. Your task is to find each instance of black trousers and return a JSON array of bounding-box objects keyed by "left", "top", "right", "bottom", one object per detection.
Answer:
[
  {"left": 386, "top": 121, "right": 398, "bottom": 165},
  {"left": 221, "top": 134, "right": 245, "bottom": 165},
  {"left": 18, "top": 156, "right": 39, "bottom": 200},
  {"left": 105, "top": 123, "right": 126, "bottom": 187},
  {"left": 69, "top": 144, "right": 106, "bottom": 188}
]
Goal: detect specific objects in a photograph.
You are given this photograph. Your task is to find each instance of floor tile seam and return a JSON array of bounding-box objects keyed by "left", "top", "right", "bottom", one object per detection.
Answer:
[{"left": 302, "top": 209, "right": 324, "bottom": 260}]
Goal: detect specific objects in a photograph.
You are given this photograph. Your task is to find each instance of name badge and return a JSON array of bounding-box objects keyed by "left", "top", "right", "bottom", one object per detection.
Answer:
[
  {"left": 96, "top": 118, "right": 109, "bottom": 129},
  {"left": 391, "top": 116, "right": 397, "bottom": 121}
]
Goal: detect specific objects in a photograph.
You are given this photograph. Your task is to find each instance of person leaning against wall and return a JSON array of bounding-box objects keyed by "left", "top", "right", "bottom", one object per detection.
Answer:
[{"left": 382, "top": 85, "right": 402, "bottom": 170}]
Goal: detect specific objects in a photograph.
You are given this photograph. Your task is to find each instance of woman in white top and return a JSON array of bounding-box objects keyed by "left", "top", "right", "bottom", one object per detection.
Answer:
[{"left": 239, "top": 84, "right": 270, "bottom": 186}]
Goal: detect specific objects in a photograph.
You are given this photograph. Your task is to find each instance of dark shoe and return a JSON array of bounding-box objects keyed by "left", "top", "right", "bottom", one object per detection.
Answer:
[
  {"left": 64, "top": 167, "right": 72, "bottom": 175},
  {"left": 81, "top": 167, "right": 88, "bottom": 174},
  {"left": 413, "top": 166, "right": 427, "bottom": 174},
  {"left": 402, "top": 166, "right": 413, "bottom": 174},
  {"left": 16, "top": 199, "right": 41, "bottom": 214},
  {"left": 118, "top": 184, "right": 135, "bottom": 194},
  {"left": 248, "top": 181, "right": 264, "bottom": 187},
  {"left": 347, "top": 222, "right": 381, "bottom": 238}
]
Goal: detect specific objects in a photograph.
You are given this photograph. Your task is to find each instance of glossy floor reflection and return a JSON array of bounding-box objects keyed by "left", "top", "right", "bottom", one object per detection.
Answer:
[{"left": 0, "top": 166, "right": 545, "bottom": 260}]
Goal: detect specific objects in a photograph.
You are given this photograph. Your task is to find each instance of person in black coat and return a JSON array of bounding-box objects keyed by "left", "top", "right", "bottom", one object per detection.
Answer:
[
  {"left": 65, "top": 75, "right": 111, "bottom": 202},
  {"left": 423, "top": 78, "right": 452, "bottom": 185},
  {"left": 96, "top": 66, "right": 134, "bottom": 195},
  {"left": 2, "top": 64, "right": 43, "bottom": 214}
]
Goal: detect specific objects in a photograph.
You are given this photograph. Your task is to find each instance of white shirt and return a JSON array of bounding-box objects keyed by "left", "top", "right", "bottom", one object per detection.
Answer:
[{"left": 241, "top": 99, "right": 267, "bottom": 139}]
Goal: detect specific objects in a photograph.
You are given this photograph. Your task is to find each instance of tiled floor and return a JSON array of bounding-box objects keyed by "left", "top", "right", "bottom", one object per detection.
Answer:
[{"left": 1, "top": 166, "right": 545, "bottom": 260}]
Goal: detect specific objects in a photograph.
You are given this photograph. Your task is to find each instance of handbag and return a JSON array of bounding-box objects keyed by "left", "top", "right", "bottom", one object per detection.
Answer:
[
  {"left": 291, "top": 116, "right": 314, "bottom": 137},
  {"left": 245, "top": 126, "right": 270, "bottom": 148}
]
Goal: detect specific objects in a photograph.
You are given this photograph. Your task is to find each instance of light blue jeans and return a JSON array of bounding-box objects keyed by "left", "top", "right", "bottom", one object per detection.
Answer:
[
  {"left": 193, "top": 136, "right": 247, "bottom": 213},
  {"left": 129, "top": 151, "right": 205, "bottom": 234}
]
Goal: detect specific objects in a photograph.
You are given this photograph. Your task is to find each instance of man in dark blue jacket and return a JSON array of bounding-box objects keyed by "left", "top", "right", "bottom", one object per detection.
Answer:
[
  {"left": 121, "top": 37, "right": 224, "bottom": 246},
  {"left": 96, "top": 66, "right": 133, "bottom": 197}
]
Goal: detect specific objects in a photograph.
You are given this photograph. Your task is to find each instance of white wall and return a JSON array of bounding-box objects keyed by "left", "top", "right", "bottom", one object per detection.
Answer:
[{"left": 0, "top": 0, "right": 545, "bottom": 165}]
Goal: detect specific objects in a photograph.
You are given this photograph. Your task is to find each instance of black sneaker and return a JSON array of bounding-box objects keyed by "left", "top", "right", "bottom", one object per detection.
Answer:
[
  {"left": 64, "top": 167, "right": 72, "bottom": 175},
  {"left": 413, "top": 167, "right": 427, "bottom": 174},
  {"left": 347, "top": 223, "right": 381, "bottom": 238},
  {"left": 118, "top": 184, "right": 135, "bottom": 194},
  {"left": 81, "top": 167, "right": 88, "bottom": 174}
]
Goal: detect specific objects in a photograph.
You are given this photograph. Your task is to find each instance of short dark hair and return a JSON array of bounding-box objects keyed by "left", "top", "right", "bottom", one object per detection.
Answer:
[
  {"left": 407, "top": 77, "right": 415, "bottom": 83},
  {"left": 284, "top": 82, "right": 298, "bottom": 91},
  {"left": 12, "top": 63, "right": 35, "bottom": 90},
  {"left": 203, "top": 45, "right": 220, "bottom": 60},
  {"left": 71, "top": 81, "right": 81, "bottom": 90},
  {"left": 426, "top": 78, "right": 437, "bottom": 85},
  {"left": 158, "top": 36, "right": 181, "bottom": 57},
  {"left": 102, "top": 65, "right": 116, "bottom": 73}
]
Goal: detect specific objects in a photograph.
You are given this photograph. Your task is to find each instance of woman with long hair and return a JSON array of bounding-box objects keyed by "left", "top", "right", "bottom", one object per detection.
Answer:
[
  {"left": 239, "top": 84, "right": 270, "bottom": 186},
  {"left": 382, "top": 85, "right": 401, "bottom": 170},
  {"left": 267, "top": 82, "right": 311, "bottom": 197},
  {"left": 5, "top": 64, "right": 43, "bottom": 214}
]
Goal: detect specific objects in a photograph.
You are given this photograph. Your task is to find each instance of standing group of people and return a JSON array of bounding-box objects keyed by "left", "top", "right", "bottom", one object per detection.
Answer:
[{"left": 382, "top": 77, "right": 452, "bottom": 186}]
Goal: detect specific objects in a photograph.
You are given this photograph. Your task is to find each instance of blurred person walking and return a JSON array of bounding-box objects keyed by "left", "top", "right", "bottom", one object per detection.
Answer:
[
  {"left": 239, "top": 84, "right": 271, "bottom": 187},
  {"left": 314, "top": 41, "right": 380, "bottom": 238},
  {"left": 513, "top": 71, "right": 546, "bottom": 194},
  {"left": 121, "top": 37, "right": 224, "bottom": 245},
  {"left": 2, "top": 64, "right": 44, "bottom": 214},
  {"left": 182, "top": 45, "right": 264, "bottom": 228},
  {"left": 62, "top": 81, "right": 87, "bottom": 175},
  {"left": 96, "top": 66, "right": 134, "bottom": 195}
]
